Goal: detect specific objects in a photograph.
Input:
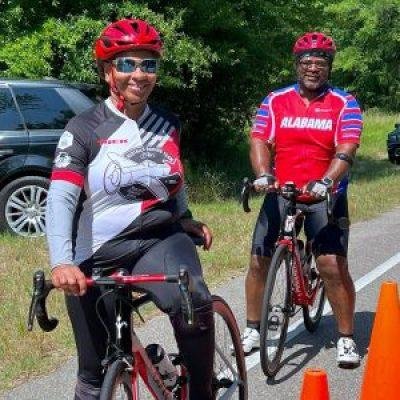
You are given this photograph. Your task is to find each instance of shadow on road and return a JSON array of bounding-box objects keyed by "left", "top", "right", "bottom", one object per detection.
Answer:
[{"left": 265, "top": 311, "right": 374, "bottom": 385}]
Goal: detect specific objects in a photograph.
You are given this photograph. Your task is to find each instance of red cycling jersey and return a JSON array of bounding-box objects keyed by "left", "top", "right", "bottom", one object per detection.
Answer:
[{"left": 251, "top": 84, "right": 362, "bottom": 190}]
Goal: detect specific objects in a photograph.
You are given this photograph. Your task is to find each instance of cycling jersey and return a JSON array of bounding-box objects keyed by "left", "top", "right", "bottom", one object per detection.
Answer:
[
  {"left": 251, "top": 84, "right": 362, "bottom": 190},
  {"left": 46, "top": 98, "right": 187, "bottom": 267}
]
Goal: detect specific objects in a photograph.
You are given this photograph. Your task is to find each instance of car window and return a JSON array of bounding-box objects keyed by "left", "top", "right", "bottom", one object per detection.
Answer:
[
  {"left": 55, "top": 87, "right": 94, "bottom": 114},
  {"left": 13, "top": 87, "right": 76, "bottom": 130},
  {"left": 0, "top": 88, "right": 25, "bottom": 130}
]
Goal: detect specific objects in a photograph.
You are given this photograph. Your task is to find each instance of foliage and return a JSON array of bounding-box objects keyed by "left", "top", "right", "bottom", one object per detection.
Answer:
[
  {"left": 324, "top": 0, "right": 400, "bottom": 110},
  {"left": 1, "top": 1, "right": 398, "bottom": 161},
  {"left": 0, "top": 1, "right": 328, "bottom": 162},
  {"left": 0, "top": 2, "right": 214, "bottom": 88}
]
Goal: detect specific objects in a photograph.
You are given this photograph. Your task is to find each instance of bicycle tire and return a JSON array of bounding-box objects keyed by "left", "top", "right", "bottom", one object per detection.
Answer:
[
  {"left": 302, "top": 254, "right": 326, "bottom": 332},
  {"left": 212, "top": 295, "right": 248, "bottom": 400},
  {"left": 260, "top": 244, "right": 291, "bottom": 377},
  {"left": 100, "top": 359, "right": 133, "bottom": 400}
]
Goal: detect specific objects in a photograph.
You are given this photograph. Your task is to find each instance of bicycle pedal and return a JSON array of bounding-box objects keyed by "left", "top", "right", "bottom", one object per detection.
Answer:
[
  {"left": 213, "top": 377, "right": 233, "bottom": 389},
  {"left": 268, "top": 315, "right": 281, "bottom": 331}
]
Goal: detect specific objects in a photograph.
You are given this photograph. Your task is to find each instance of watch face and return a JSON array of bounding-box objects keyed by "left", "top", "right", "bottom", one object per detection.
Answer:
[{"left": 322, "top": 177, "right": 333, "bottom": 187}]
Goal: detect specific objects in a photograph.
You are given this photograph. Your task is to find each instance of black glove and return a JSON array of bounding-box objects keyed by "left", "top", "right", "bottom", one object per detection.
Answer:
[{"left": 306, "top": 177, "right": 333, "bottom": 198}]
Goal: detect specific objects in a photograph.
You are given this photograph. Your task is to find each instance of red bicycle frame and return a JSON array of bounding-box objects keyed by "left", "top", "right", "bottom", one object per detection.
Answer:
[
  {"left": 28, "top": 269, "right": 192, "bottom": 399},
  {"left": 279, "top": 238, "right": 319, "bottom": 307}
]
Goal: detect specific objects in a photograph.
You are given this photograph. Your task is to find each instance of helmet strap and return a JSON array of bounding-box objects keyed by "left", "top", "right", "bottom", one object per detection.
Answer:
[
  {"left": 109, "top": 68, "right": 125, "bottom": 112},
  {"left": 108, "top": 67, "right": 148, "bottom": 115},
  {"left": 116, "top": 95, "right": 125, "bottom": 111}
]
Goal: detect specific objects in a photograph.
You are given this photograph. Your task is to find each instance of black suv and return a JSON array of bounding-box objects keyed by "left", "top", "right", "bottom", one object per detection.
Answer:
[
  {"left": 0, "top": 79, "right": 97, "bottom": 237},
  {"left": 387, "top": 123, "right": 400, "bottom": 165}
]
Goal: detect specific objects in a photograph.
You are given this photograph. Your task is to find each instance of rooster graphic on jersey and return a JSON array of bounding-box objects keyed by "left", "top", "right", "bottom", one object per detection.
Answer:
[{"left": 104, "top": 147, "right": 182, "bottom": 202}]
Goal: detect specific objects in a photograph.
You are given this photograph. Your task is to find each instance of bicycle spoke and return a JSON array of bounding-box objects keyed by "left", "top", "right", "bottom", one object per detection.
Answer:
[
  {"left": 215, "top": 344, "right": 238, "bottom": 380},
  {"left": 260, "top": 245, "right": 291, "bottom": 377},
  {"left": 212, "top": 296, "right": 247, "bottom": 399}
]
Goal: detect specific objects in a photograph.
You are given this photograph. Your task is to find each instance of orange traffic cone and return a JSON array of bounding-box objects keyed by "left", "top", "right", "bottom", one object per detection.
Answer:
[
  {"left": 300, "top": 368, "right": 330, "bottom": 400},
  {"left": 360, "top": 281, "right": 400, "bottom": 400}
]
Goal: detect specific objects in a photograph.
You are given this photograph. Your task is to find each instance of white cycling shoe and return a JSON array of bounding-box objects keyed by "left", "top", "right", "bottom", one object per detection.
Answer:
[
  {"left": 240, "top": 327, "right": 260, "bottom": 355},
  {"left": 336, "top": 337, "right": 360, "bottom": 368}
]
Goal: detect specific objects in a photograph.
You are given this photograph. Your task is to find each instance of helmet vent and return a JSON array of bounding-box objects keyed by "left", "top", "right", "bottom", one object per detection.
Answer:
[
  {"left": 113, "top": 24, "right": 127, "bottom": 34},
  {"left": 130, "top": 22, "right": 139, "bottom": 32},
  {"left": 102, "top": 37, "right": 112, "bottom": 48}
]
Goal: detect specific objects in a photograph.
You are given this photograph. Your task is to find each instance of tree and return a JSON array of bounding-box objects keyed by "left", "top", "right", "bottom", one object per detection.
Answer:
[
  {"left": 324, "top": 0, "right": 400, "bottom": 110},
  {"left": 0, "top": 0, "right": 328, "bottom": 162}
]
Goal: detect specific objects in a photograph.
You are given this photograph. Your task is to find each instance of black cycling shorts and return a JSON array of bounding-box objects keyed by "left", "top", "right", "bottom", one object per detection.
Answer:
[
  {"left": 251, "top": 192, "right": 350, "bottom": 258},
  {"left": 77, "top": 223, "right": 212, "bottom": 315}
]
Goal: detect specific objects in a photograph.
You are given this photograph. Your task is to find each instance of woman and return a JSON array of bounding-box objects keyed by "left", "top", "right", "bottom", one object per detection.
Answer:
[{"left": 46, "top": 18, "right": 215, "bottom": 400}]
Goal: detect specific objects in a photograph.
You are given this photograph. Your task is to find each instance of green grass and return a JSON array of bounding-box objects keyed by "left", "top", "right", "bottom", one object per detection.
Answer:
[
  {"left": 348, "top": 110, "right": 400, "bottom": 221},
  {"left": 1, "top": 110, "right": 400, "bottom": 393}
]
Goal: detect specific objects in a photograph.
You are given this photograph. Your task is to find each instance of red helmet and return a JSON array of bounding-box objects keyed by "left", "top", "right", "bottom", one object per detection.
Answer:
[
  {"left": 293, "top": 32, "right": 336, "bottom": 57},
  {"left": 95, "top": 19, "right": 163, "bottom": 61}
]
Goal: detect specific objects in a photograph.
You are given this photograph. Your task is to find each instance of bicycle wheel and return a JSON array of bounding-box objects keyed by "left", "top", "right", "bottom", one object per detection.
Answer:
[
  {"left": 260, "top": 244, "right": 291, "bottom": 377},
  {"left": 212, "top": 295, "right": 248, "bottom": 400},
  {"left": 302, "top": 254, "right": 326, "bottom": 333},
  {"left": 100, "top": 359, "right": 133, "bottom": 400}
]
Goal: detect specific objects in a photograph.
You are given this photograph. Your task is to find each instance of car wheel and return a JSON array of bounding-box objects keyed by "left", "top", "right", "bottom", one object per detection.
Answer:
[{"left": 0, "top": 176, "right": 49, "bottom": 237}]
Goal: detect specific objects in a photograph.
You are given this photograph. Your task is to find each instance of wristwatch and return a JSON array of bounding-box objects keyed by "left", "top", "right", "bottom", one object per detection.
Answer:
[{"left": 322, "top": 176, "right": 334, "bottom": 188}]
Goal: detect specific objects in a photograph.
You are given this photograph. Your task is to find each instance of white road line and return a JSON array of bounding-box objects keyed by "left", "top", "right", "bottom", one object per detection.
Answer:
[
  {"left": 354, "top": 252, "right": 400, "bottom": 291},
  {"left": 244, "top": 252, "right": 400, "bottom": 372}
]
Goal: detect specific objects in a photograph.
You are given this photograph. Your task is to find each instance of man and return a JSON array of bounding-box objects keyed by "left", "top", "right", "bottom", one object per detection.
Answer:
[{"left": 242, "top": 32, "right": 362, "bottom": 367}]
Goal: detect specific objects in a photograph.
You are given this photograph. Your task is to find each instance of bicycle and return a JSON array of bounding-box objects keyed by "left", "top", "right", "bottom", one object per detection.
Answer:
[
  {"left": 27, "top": 264, "right": 248, "bottom": 399},
  {"left": 241, "top": 179, "right": 329, "bottom": 377}
]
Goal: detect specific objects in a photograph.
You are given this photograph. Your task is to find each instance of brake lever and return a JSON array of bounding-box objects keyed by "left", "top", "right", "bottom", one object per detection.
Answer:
[
  {"left": 178, "top": 268, "right": 194, "bottom": 326},
  {"left": 28, "top": 270, "right": 45, "bottom": 331},
  {"left": 27, "top": 294, "right": 38, "bottom": 331},
  {"left": 27, "top": 270, "right": 58, "bottom": 332},
  {"left": 240, "top": 177, "right": 253, "bottom": 213},
  {"left": 326, "top": 189, "right": 334, "bottom": 223}
]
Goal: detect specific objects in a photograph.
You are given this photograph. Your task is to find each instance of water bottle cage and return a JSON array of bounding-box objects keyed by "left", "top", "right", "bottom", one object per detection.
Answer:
[{"left": 145, "top": 344, "right": 179, "bottom": 390}]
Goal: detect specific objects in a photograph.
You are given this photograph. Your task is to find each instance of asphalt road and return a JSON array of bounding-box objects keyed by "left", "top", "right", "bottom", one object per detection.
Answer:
[{"left": 3, "top": 207, "right": 400, "bottom": 400}]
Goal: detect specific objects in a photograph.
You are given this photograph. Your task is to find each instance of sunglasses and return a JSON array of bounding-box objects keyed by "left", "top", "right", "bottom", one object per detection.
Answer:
[
  {"left": 112, "top": 57, "right": 160, "bottom": 74},
  {"left": 298, "top": 59, "right": 330, "bottom": 71}
]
